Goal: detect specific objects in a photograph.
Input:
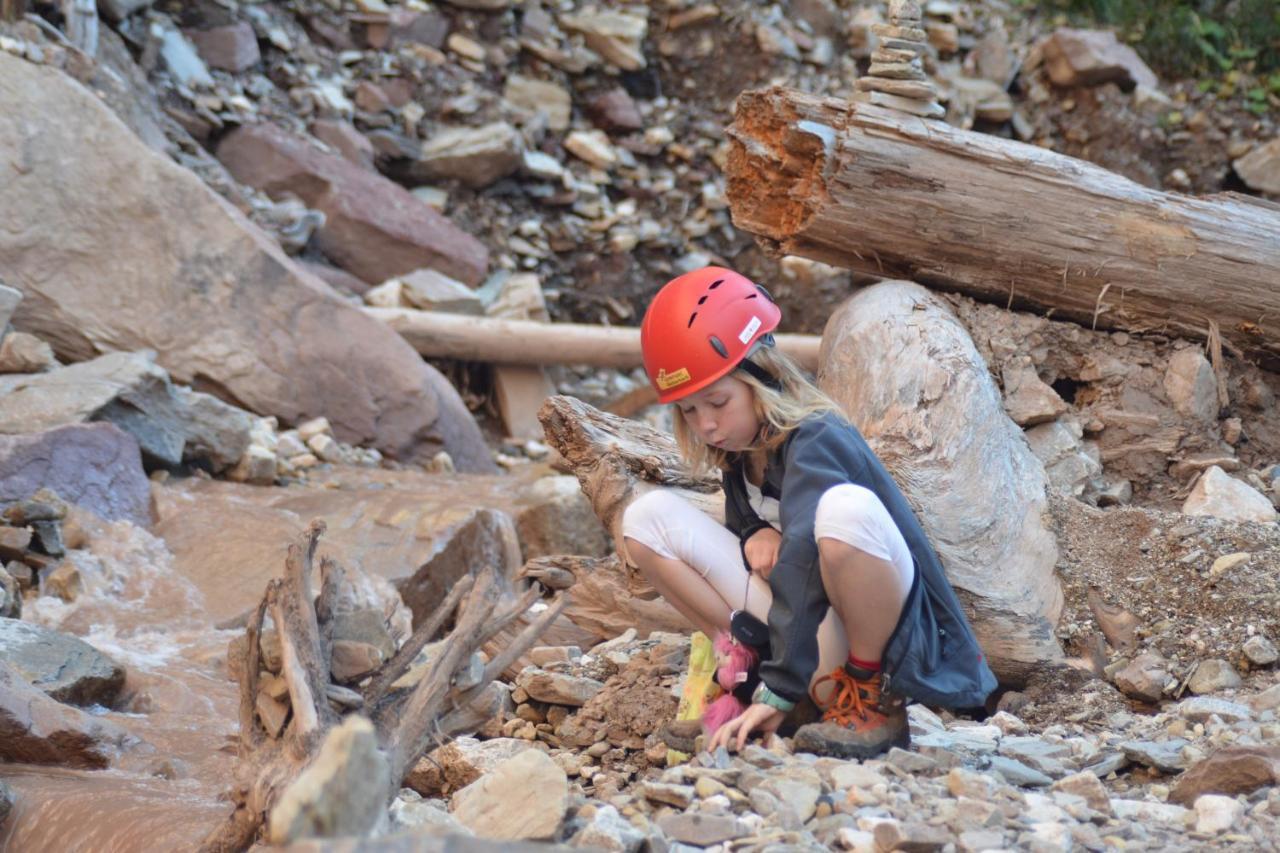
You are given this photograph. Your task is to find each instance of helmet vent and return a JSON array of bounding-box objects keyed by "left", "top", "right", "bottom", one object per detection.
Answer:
[
  {"left": 745, "top": 294, "right": 758, "bottom": 299},
  {"left": 709, "top": 279, "right": 724, "bottom": 289},
  {"left": 709, "top": 336, "right": 729, "bottom": 358},
  {"left": 687, "top": 312, "right": 698, "bottom": 328},
  {"left": 697, "top": 295, "right": 709, "bottom": 305}
]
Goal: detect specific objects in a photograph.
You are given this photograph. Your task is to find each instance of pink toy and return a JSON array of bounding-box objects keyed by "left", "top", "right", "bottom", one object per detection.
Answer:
[{"left": 702, "top": 631, "right": 759, "bottom": 735}]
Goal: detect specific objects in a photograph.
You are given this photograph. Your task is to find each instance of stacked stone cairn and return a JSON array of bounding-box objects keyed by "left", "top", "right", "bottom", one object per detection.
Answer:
[{"left": 854, "top": 0, "right": 946, "bottom": 118}]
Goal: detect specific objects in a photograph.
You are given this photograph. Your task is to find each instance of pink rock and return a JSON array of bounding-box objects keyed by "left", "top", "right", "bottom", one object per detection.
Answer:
[
  {"left": 311, "top": 119, "right": 376, "bottom": 171},
  {"left": 186, "top": 22, "right": 261, "bottom": 73},
  {"left": 587, "top": 88, "right": 644, "bottom": 132},
  {"left": 1039, "top": 28, "right": 1159, "bottom": 91},
  {"left": 217, "top": 124, "right": 488, "bottom": 286}
]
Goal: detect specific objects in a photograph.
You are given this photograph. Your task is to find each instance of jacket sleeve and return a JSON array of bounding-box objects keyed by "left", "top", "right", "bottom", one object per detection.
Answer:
[
  {"left": 722, "top": 466, "right": 776, "bottom": 575},
  {"left": 758, "top": 420, "right": 869, "bottom": 703}
]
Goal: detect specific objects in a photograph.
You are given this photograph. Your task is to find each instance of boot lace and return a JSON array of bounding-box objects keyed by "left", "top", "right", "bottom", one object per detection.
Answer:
[{"left": 810, "top": 667, "right": 876, "bottom": 726}]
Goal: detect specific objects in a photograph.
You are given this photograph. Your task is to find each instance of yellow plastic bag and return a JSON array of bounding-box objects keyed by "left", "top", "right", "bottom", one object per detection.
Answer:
[{"left": 666, "top": 630, "right": 721, "bottom": 765}]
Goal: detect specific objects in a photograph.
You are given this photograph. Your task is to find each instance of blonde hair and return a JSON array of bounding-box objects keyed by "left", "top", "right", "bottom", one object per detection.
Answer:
[{"left": 672, "top": 345, "right": 846, "bottom": 474}]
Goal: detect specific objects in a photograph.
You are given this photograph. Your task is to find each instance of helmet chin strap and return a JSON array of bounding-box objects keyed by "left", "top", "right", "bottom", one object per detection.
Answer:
[{"left": 735, "top": 334, "right": 783, "bottom": 392}]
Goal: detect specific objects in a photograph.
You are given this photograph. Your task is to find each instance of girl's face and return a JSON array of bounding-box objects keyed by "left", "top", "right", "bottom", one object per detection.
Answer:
[{"left": 676, "top": 374, "right": 761, "bottom": 452}]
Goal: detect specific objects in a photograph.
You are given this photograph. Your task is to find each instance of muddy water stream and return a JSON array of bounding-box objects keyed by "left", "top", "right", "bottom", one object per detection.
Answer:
[{"left": 0, "top": 517, "right": 239, "bottom": 851}]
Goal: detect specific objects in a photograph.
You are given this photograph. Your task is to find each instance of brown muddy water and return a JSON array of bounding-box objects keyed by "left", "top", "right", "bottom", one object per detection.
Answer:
[{"left": 1, "top": 516, "right": 240, "bottom": 851}]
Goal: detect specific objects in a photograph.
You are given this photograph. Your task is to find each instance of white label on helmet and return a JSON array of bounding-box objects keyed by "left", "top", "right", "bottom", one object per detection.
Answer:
[{"left": 738, "top": 316, "right": 761, "bottom": 344}]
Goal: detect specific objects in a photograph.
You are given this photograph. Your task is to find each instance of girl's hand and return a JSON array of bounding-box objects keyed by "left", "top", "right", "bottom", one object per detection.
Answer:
[
  {"left": 708, "top": 702, "right": 785, "bottom": 753},
  {"left": 744, "top": 527, "right": 782, "bottom": 579}
]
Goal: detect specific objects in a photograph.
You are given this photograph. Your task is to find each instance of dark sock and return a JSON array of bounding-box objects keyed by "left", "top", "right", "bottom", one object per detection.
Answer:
[{"left": 848, "top": 653, "right": 881, "bottom": 673}]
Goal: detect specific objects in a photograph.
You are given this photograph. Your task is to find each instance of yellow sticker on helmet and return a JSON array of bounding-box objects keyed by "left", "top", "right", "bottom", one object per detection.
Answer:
[{"left": 656, "top": 367, "right": 692, "bottom": 390}]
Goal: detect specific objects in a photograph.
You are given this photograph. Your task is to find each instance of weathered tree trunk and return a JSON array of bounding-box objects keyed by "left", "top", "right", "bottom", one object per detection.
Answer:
[
  {"left": 365, "top": 307, "right": 823, "bottom": 371},
  {"left": 725, "top": 86, "right": 1280, "bottom": 364},
  {"left": 201, "top": 522, "right": 565, "bottom": 852},
  {"left": 63, "top": 0, "right": 98, "bottom": 56},
  {"left": 0, "top": 0, "right": 25, "bottom": 22}
]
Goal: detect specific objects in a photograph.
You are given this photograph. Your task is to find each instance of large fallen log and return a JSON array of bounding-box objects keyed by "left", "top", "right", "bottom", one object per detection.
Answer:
[
  {"left": 724, "top": 86, "right": 1280, "bottom": 364},
  {"left": 538, "top": 394, "right": 1063, "bottom": 685},
  {"left": 201, "top": 522, "right": 565, "bottom": 852},
  {"left": 365, "top": 307, "right": 823, "bottom": 371}
]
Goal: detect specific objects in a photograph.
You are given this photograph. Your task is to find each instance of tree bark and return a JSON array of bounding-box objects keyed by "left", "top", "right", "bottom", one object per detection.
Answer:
[
  {"left": 365, "top": 307, "right": 823, "bottom": 371},
  {"left": 0, "top": 0, "right": 24, "bottom": 23},
  {"left": 201, "top": 523, "right": 565, "bottom": 851},
  {"left": 724, "top": 86, "right": 1280, "bottom": 364}
]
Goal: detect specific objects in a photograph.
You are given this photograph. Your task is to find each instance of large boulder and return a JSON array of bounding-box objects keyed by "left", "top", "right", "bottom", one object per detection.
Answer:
[
  {"left": 0, "top": 618, "right": 126, "bottom": 706},
  {"left": 0, "top": 423, "right": 152, "bottom": 528},
  {"left": 0, "top": 660, "right": 126, "bottom": 768},
  {"left": 819, "top": 281, "right": 1064, "bottom": 682},
  {"left": 0, "top": 54, "right": 491, "bottom": 470},
  {"left": 216, "top": 123, "right": 489, "bottom": 286}
]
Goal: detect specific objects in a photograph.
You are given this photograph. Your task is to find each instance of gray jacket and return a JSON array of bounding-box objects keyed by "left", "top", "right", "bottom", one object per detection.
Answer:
[{"left": 723, "top": 412, "right": 996, "bottom": 708}]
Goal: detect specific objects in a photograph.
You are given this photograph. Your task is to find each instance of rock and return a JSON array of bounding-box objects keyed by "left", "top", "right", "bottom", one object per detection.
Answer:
[
  {"left": 1208, "top": 551, "right": 1251, "bottom": 580},
  {"left": 873, "top": 819, "right": 949, "bottom": 851},
  {"left": 1121, "top": 739, "right": 1192, "bottom": 774},
  {"left": 1170, "top": 745, "right": 1280, "bottom": 804},
  {"left": 405, "top": 737, "right": 539, "bottom": 797},
  {"left": 1051, "top": 771, "right": 1111, "bottom": 814},
  {"left": 1109, "top": 797, "right": 1190, "bottom": 825},
  {"left": 587, "top": 88, "right": 644, "bottom": 132},
  {"left": 1176, "top": 696, "right": 1252, "bottom": 723},
  {"left": 503, "top": 76, "right": 572, "bottom": 132},
  {"left": 1002, "top": 361, "right": 1068, "bottom": 426},
  {"left": 375, "top": 269, "right": 484, "bottom": 315},
  {"left": 176, "top": 387, "right": 255, "bottom": 474},
  {"left": 821, "top": 282, "right": 1062, "bottom": 682},
  {"left": 0, "top": 331, "right": 57, "bottom": 373},
  {"left": 1113, "top": 651, "right": 1170, "bottom": 702},
  {"left": 482, "top": 272, "right": 549, "bottom": 321},
  {"left": 0, "top": 617, "right": 126, "bottom": 706},
  {"left": 989, "top": 755, "right": 1052, "bottom": 787},
  {"left": 255, "top": 688, "right": 289, "bottom": 738},
  {"left": 0, "top": 59, "right": 490, "bottom": 469},
  {"left": 514, "top": 476, "right": 609, "bottom": 560},
  {"left": 186, "top": 22, "right": 260, "bottom": 72},
  {"left": 311, "top": 120, "right": 376, "bottom": 171},
  {"left": 758, "top": 765, "right": 822, "bottom": 823},
  {"left": 641, "top": 781, "right": 696, "bottom": 809},
  {"left": 570, "top": 804, "right": 646, "bottom": 851},
  {"left": 330, "top": 640, "right": 385, "bottom": 683},
  {"left": 1234, "top": 138, "right": 1280, "bottom": 195},
  {"left": 0, "top": 565, "right": 18, "bottom": 619},
  {"left": 1187, "top": 658, "right": 1243, "bottom": 694},
  {"left": 656, "top": 813, "right": 747, "bottom": 846},
  {"left": 1193, "top": 793, "right": 1244, "bottom": 834},
  {"left": 0, "top": 424, "right": 151, "bottom": 527},
  {"left": 218, "top": 123, "right": 489, "bottom": 287},
  {"left": 1183, "top": 466, "right": 1277, "bottom": 524},
  {"left": 514, "top": 666, "right": 604, "bottom": 706},
  {"left": 947, "top": 767, "right": 997, "bottom": 799},
  {"left": 1024, "top": 418, "right": 1102, "bottom": 499},
  {"left": 0, "top": 778, "right": 11, "bottom": 828},
  {"left": 0, "top": 351, "right": 190, "bottom": 466},
  {"left": 0, "top": 659, "right": 126, "bottom": 768},
  {"left": 268, "top": 716, "right": 391, "bottom": 844},
  {"left": 560, "top": 9, "right": 647, "bottom": 70},
  {"left": 44, "top": 562, "right": 83, "bottom": 601},
  {"left": 1163, "top": 348, "right": 1218, "bottom": 422},
  {"left": 1243, "top": 635, "right": 1278, "bottom": 666},
  {"left": 0, "top": 283, "right": 20, "bottom": 331},
  {"left": 158, "top": 25, "right": 214, "bottom": 89},
  {"left": 564, "top": 130, "right": 618, "bottom": 169},
  {"left": 415, "top": 123, "right": 524, "bottom": 189},
  {"left": 1039, "top": 28, "right": 1159, "bottom": 91},
  {"left": 450, "top": 749, "right": 568, "bottom": 840}
]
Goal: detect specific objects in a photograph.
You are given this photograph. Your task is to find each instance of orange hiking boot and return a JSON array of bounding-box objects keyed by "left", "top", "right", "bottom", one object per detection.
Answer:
[{"left": 793, "top": 663, "right": 909, "bottom": 759}]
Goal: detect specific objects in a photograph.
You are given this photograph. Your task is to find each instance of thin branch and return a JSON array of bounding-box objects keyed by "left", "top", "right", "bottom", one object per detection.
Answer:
[
  {"left": 469, "top": 585, "right": 540, "bottom": 653},
  {"left": 469, "top": 593, "right": 568, "bottom": 697},
  {"left": 238, "top": 588, "right": 272, "bottom": 755},
  {"left": 364, "top": 574, "right": 476, "bottom": 706}
]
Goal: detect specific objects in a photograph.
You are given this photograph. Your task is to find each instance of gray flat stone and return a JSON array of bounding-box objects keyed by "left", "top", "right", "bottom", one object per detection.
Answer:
[{"left": 0, "top": 617, "right": 125, "bottom": 706}]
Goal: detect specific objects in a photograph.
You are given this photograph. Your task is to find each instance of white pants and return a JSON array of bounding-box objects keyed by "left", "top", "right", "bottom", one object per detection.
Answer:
[{"left": 621, "top": 484, "right": 915, "bottom": 688}]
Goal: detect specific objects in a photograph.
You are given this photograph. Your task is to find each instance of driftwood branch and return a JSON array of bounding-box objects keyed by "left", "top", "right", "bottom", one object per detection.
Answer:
[
  {"left": 724, "top": 86, "right": 1280, "bottom": 364},
  {"left": 202, "top": 525, "right": 564, "bottom": 851},
  {"left": 366, "top": 307, "right": 822, "bottom": 371}
]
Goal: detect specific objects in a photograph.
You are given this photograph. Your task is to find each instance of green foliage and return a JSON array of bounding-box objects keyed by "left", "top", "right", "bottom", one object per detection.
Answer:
[{"left": 1033, "top": 0, "right": 1280, "bottom": 78}]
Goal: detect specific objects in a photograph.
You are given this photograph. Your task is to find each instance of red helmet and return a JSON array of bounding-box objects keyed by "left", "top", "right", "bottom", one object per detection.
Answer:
[{"left": 640, "top": 267, "right": 781, "bottom": 403}]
